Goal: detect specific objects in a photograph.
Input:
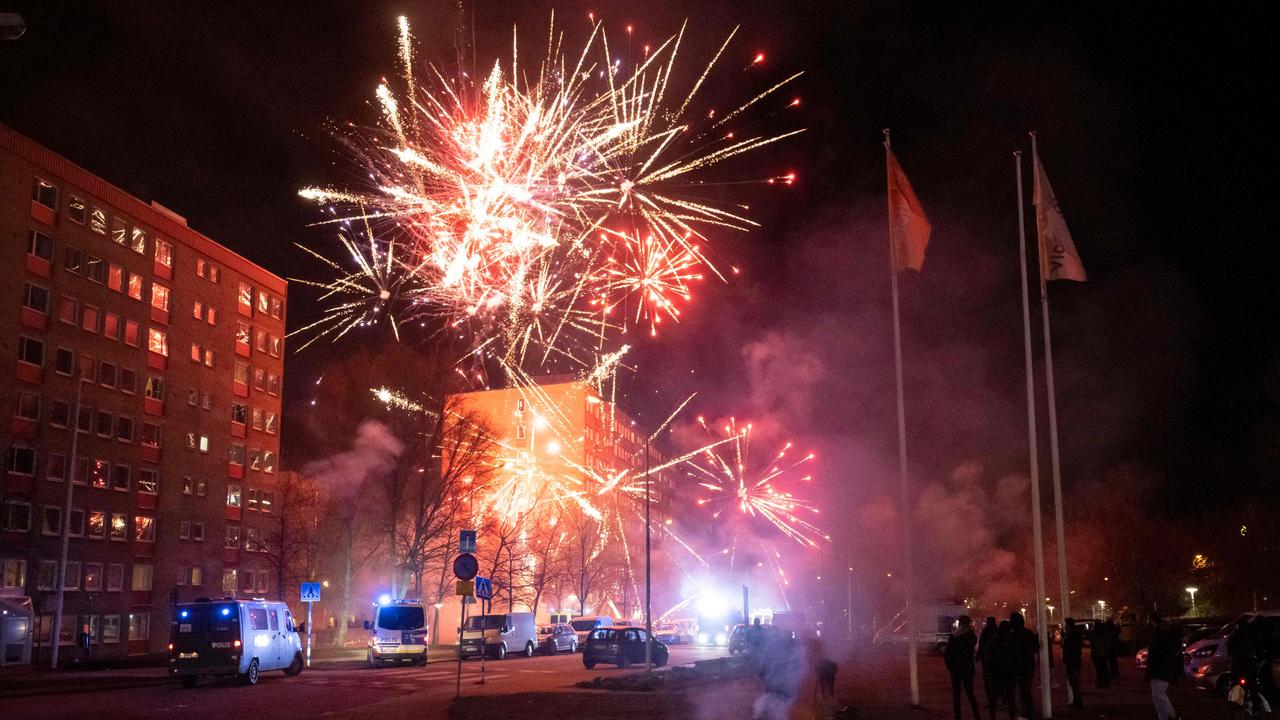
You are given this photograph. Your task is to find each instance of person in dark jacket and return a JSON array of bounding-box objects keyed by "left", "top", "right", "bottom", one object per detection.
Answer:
[
  {"left": 1009, "top": 612, "right": 1039, "bottom": 719},
  {"left": 1105, "top": 618, "right": 1122, "bottom": 680},
  {"left": 992, "top": 620, "right": 1018, "bottom": 720},
  {"left": 1062, "top": 618, "right": 1085, "bottom": 710},
  {"left": 944, "top": 615, "right": 982, "bottom": 720},
  {"left": 1090, "top": 619, "right": 1112, "bottom": 688},
  {"left": 1146, "top": 612, "right": 1183, "bottom": 720},
  {"left": 976, "top": 616, "right": 1000, "bottom": 717},
  {"left": 1228, "top": 616, "right": 1261, "bottom": 687}
]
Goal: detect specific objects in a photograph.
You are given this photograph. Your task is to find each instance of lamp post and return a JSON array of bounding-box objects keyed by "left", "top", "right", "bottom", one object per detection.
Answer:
[
  {"left": 644, "top": 435, "right": 652, "bottom": 673},
  {"left": 1186, "top": 587, "right": 1199, "bottom": 614}
]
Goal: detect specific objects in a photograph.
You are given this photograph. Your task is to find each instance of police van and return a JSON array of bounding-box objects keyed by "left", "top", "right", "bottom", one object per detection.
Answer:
[
  {"left": 169, "top": 598, "right": 304, "bottom": 687},
  {"left": 364, "top": 598, "right": 429, "bottom": 666}
]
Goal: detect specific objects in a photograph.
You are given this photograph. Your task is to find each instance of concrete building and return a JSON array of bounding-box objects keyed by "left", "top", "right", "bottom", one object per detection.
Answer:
[{"left": 0, "top": 125, "right": 287, "bottom": 661}]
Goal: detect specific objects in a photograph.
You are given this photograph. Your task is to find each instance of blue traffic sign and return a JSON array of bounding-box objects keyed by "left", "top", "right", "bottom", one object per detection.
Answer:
[
  {"left": 300, "top": 582, "right": 322, "bottom": 603},
  {"left": 453, "top": 553, "right": 479, "bottom": 581},
  {"left": 459, "top": 530, "right": 477, "bottom": 554},
  {"left": 475, "top": 576, "right": 493, "bottom": 601}
]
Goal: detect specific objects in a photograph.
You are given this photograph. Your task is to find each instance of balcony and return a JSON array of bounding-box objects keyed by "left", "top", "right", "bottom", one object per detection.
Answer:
[
  {"left": 25, "top": 254, "right": 51, "bottom": 278},
  {"left": 19, "top": 308, "right": 47, "bottom": 331},
  {"left": 15, "top": 362, "right": 42, "bottom": 385},
  {"left": 30, "top": 200, "right": 55, "bottom": 227}
]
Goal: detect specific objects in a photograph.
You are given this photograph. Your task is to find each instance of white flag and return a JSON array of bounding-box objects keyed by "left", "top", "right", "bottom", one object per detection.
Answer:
[{"left": 1033, "top": 149, "right": 1087, "bottom": 282}]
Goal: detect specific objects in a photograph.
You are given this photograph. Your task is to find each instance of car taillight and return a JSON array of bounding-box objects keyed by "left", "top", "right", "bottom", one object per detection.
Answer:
[
  {"left": 233, "top": 639, "right": 242, "bottom": 648},
  {"left": 167, "top": 643, "right": 174, "bottom": 652}
]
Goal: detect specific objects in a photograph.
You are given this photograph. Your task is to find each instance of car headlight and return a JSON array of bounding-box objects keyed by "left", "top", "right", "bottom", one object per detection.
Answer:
[
  {"left": 697, "top": 633, "right": 710, "bottom": 645},
  {"left": 1192, "top": 645, "right": 1217, "bottom": 659},
  {"left": 715, "top": 632, "right": 727, "bottom": 645}
]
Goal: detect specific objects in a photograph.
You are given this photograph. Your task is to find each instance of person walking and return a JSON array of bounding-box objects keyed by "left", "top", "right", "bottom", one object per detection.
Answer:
[
  {"left": 1090, "top": 619, "right": 1112, "bottom": 688},
  {"left": 1105, "top": 618, "right": 1122, "bottom": 681},
  {"left": 1146, "top": 612, "right": 1184, "bottom": 720},
  {"left": 945, "top": 616, "right": 983, "bottom": 720},
  {"left": 993, "top": 620, "right": 1018, "bottom": 720},
  {"left": 1062, "top": 618, "right": 1085, "bottom": 710},
  {"left": 977, "top": 616, "right": 1001, "bottom": 718},
  {"left": 1009, "top": 612, "right": 1040, "bottom": 719}
]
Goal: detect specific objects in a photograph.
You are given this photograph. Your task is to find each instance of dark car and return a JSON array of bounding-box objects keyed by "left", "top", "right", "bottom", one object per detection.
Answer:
[
  {"left": 583, "top": 626, "right": 668, "bottom": 669},
  {"left": 537, "top": 623, "right": 578, "bottom": 655},
  {"left": 727, "top": 624, "right": 749, "bottom": 655}
]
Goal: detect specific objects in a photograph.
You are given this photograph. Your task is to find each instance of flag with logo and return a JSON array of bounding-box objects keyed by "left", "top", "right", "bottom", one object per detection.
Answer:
[
  {"left": 887, "top": 149, "right": 931, "bottom": 273},
  {"left": 1032, "top": 150, "right": 1087, "bottom": 282}
]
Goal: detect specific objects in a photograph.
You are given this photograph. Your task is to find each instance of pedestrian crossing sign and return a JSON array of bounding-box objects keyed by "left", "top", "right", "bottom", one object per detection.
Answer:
[{"left": 300, "top": 582, "right": 322, "bottom": 603}]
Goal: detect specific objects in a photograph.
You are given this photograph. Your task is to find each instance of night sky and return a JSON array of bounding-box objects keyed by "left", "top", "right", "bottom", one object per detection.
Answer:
[{"left": 3, "top": 2, "right": 1275, "bottom": 599}]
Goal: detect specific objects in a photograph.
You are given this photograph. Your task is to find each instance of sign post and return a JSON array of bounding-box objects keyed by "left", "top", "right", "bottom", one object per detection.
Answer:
[
  {"left": 454, "top": 531, "right": 477, "bottom": 699},
  {"left": 300, "top": 582, "right": 322, "bottom": 668},
  {"left": 474, "top": 577, "right": 492, "bottom": 685}
]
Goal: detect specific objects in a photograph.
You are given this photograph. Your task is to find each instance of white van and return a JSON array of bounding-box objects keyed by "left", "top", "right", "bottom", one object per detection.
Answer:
[
  {"left": 364, "top": 599, "right": 429, "bottom": 666},
  {"left": 569, "top": 615, "right": 613, "bottom": 651},
  {"left": 460, "top": 612, "right": 536, "bottom": 659},
  {"left": 169, "top": 599, "right": 303, "bottom": 687}
]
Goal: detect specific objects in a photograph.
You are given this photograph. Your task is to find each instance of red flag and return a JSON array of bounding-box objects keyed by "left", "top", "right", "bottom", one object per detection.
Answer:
[{"left": 887, "top": 148, "right": 932, "bottom": 272}]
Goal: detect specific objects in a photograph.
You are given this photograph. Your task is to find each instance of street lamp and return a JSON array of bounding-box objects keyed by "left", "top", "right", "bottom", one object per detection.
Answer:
[
  {"left": 1096, "top": 600, "right": 1106, "bottom": 619},
  {"left": 1046, "top": 604, "right": 1055, "bottom": 622},
  {"left": 1186, "top": 586, "right": 1199, "bottom": 613}
]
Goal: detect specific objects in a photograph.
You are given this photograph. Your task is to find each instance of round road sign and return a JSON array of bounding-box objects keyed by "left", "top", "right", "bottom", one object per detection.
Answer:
[{"left": 453, "top": 552, "right": 479, "bottom": 581}]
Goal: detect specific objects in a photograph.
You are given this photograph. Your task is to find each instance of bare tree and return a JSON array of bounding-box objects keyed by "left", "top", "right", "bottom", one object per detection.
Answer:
[{"left": 260, "top": 471, "right": 322, "bottom": 602}]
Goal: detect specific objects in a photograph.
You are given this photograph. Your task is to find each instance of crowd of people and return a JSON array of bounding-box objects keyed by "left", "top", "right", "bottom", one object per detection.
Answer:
[{"left": 943, "top": 611, "right": 1186, "bottom": 720}]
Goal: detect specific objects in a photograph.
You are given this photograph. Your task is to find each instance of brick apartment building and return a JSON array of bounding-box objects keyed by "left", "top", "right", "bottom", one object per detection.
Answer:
[{"left": 0, "top": 125, "right": 287, "bottom": 661}]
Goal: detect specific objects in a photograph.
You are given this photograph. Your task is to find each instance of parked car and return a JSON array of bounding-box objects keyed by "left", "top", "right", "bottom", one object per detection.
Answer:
[
  {"left": 726, "top": 624, "right": 749, "bottom": 655},
  {"left": 460, "top": 612, "right": 537, "bottom": 660},
  {"left": 655, "top": 619, "right": 696, "bottom": 645},
  {"left": 569, "top": 616, "right": 613, "bottom": 651},
  {"left": 364, "top": 599, "right": 429, "bottom": 667},
  {"left": 583, "top": 626, "right": 668, "bottom": 669},
  {"left": 537, "top": 623, "right": 578, "bottom": 655},
  {"left": 169, "top": 599, "right": 304, "bottom": 687},
  {"left": 1185, "top": 611, "right": 1280, "bottom": 696}
]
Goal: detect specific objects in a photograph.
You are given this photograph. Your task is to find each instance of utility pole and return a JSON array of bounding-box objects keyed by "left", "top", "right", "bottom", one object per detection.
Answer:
[
  {"left": 644, "top": 436, "right": 652, "bottom": 672},
  {"left": 51, "top": 373, "right": 85, "bottom": 669}
]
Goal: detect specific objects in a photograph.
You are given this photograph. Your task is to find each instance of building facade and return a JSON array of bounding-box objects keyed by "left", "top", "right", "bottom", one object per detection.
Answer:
[{"left": 0, "top": 125, "right": 287, "bottom": 661}]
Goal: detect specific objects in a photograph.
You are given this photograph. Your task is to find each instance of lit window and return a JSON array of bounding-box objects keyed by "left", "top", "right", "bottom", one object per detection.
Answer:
[
  {"left": 229, "top": 445, "right": 246, "bottom": 467},
  {"left": 238, "top": 282, "right": 254, "bottom": 311},
  {"left": 147, "top": 328, "right": 168, "bottom": 356},
  {"left": 207, "top": 307, "right": 217, "bottom": 325},
  {"left": 32, "top": 177, "right": 58, "bottom": 209},
  {"left": 269, "top": 334, "right": 282, "bottom": 357},
  {"left": 68, "top": 195, "right": 86, "bottom": 224},
  {"left": 134, "top": 516, "right": 155, "bottom": 543},
  {"left": 232, "top": 403, "right": 248, "bottom": 425},
  {"left": 88, "top": 460, "right": 108, "bottom": 488},
  {"left": 265, "top": 412, "right": 278, "bottom": 434},
  {"left": 235, "top": 362, "right": 250, "bottom": 385},
  {"left": 236, "top": 322, "right": 251, "bottom": 346},
  {"left": 204, "top": 349, "right": 215, "bottom": 368},
  {"left": 150, "top": 283, "right": 170, "bottom": 312},
  {"left": 109, "top": 513, "right": 126, "bottom": 541},
  {"left": 269, "top": 297, "right": 284, "bottom": 319},
  {"left": 58, "top": 296, "right": 77, "bottom": 325},
  {"left": 110, "top": 217, "right": 128, "bottom": 246},
  {"left": 130, "top": 227, "right": 147, "bottom": 254},
  {"left": 131, "top": 564, "right": 153, "bottom": 591},
  {"left": 192, "top": 300, "right": 203, "bottom": 319},
  {"left": 257, "top": 291, "right": 270, "bottom": 314},
  {"left": 143, "top": 376, "right": 164, "bottom": 402},
  {"left": 199, "top": 435, "right": 210, "bottom": 453},
  {"left": 87, "top": 512, "right": 105, "bottom": 539},
  {"left": 103, "top": 313, "right": 120, "bottom": 340},
  {"left": 138, "top": 469, "right": 158, "bottom": 494},
  {"left": 262, "top": 452, "right": 277, "bottom": 474},
  {"left": 222, "top": 569, "right": 237, "bottom": 593},
  {"left": 155, "top": 239, "right": 173, "bottom": 268},
  {"left": 127, "top": 273, "right": 143, "bottom": 300},
  {"left": 81, "top": 304, "right": 99, "bottom": 333},
  {"left": 89, "top": 206, "right": 107, "bottom": 234},
  {"left": 226, "top": 485, "right": 242, "bottom": 508},
  {"left": 124, "top": 320, "right": 140, "bottom": 347},
  {"left": 190, "top": 343, "right": 202, "bottom": 363},
  {"left": 251, "top": 407, "right": 264, "bottom": 430}
]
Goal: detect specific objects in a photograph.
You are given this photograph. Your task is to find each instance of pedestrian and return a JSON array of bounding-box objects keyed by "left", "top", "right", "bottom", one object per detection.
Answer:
[
  {"left": 1090, "top": 619, "right": 1112, "bottom": 688},
  {"left": 945, "top": 615, "right": 983, "bottom": 720},
  {"left": 1106, "top": 618, "right": 1122, "bottom": 681},
  {"left": 1009, "top": 612, "right": 1039, "bottom": 720},
  {"left": 993, "top": 620, "right": 1018, "bottom": 720},
  {"left": 1228, "top": 616, "right": 1259, "bottom": 688},
  {"left": 806, "top": 634, "right": 844, "bottom": 720},
  {"left": 1062, "top": 618, "right": 1085, "bottom": 710},
  {"left": 752, "top": 635, "right": 805, "bottom": 720},
  {"left": 1146, "top": 612, "right": 1184, "bottom": 720},
  {"left": 976, "top": 616, "right": 1001, "bottom": 717}
]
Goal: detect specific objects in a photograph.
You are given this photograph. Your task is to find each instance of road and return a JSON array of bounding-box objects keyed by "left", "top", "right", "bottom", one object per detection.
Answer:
[{"left": 0, "top": 645, "right": 729, "bottom": 720}]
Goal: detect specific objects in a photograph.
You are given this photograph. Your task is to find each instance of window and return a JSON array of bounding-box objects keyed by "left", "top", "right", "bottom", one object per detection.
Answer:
[
  {"left": 106, "top": 565, "right": 124, "bottom": 592},
  {"left": 187, "top": 388, "right": 199, "bottom": 406},
  {"left": 134, "top": 515, "right": 155, "bottom": 543},
  {"left": 269, "top": 334, "right": 282, "bottom": 358},
  {"left": 57, "top": 298, "right": 77, "bottom": 326},
  {"left": 103, "top": 313, "right": 120, "bottom": 340},
  {"left": 54, "top": 348, "right": 74, "bottom": 376},
  {"left": 42, "top": 506, "right": 60, "bottom": 535},
  {"left": 266, "top": 412, "right": 278, "bottom": 435},
  {"left": 84, "top": 562, "right": 103, "bottom": 591},
  {"left": 190, "top": 343, "right": 202, "bottom": 363},
  {"left": 14, "top": 392, "right": 40, "bottom": 421},
  {"left": 131, "top": 564, "right": 154, "bottom": 591},
  {"left": 109, "top": 513, "right": 126, "bottom": 541},
  {"left": 37, "top": 561, "right": 56, "bottom": 591},
  {"left": 101, "top": 615, "right": 121, "bottom": 642},
  {"left": 269, "top": 296, "right": 284, "bottom": 319},
  {"left": 64, "top": 246, "right": 83, "bottom": 274},
  {"left": 517, "top": 423, "right": 526, "bottom": 440},
  {"left": 234, "top": 362, "right": 250, "bottom": 386},
  {"left": 140, "top": 422, "right": 161, "bottom": 448},
  {"left": 88, "top": 459, "right": 109, "bottom": 488},
  {"left": 28, "top": 229, "right": 55, "bottom": 261},
  {"left": 238, "top": 282, "right": 254, "bottom": 313},
  {"left": 63, "top": 561, "right": 80, "bottom": 590},
  {"left": 120, "top": 368, "right": 137, "bottom": 394},
  {"left": 236, "top": 322, "right": 251, "bottom": 347},
  {"left": 1, "top": 559, "right": 26, "bottom": 590},
  {"left": 226, "top": 484, "right": 242, "bottom": 508},
  {"left": 196, "top": 478, "right": 207, "bottom": 497},
  {"left": 176, "top": 565, "right": 188, "bottom": 585},
  {"left": 45, "top": 453, "right": 66, "bottom": 481},
  {"left": 88, "top": 511, "right": 105, "bottom": 539},
  {"left": 109, "top": 464, "right": 129, "bottom": 492},
  {"left": 138, "top": 469, "right": 157, "bottom": 494},
  {"left": 256, "top": 572, "right": 270, "bottom": 595},
  {"left": 192, "top": 300, "right": 203, "bottom": 320},
  {"left": 76, "top": 406, "right": 92, "bottom": 434},
  {"left": 17, "top": 335, "right": 44, "bottom": 366},
  {"left": 150, "top": 283, "right": 170, "bottom": 312},
  {"left": 257, "top": 291, "right": 270, "bottom": 315},
  {"left": 224, "top": 525, "right": 240, "bottom": 549},
  {"left": 254, "top": 366, "right": 267, "bottom": 389},
  {"left": 267, "top": 374, "right": 281, "bottom": 396},
  {"left": 191, "top": 522, "right": 204, "bottom": 542},
  {"left": 68, "top": 195, "right": 86, "bottom": 224},
  {"left": 81, "top": 304, "right": 100, "bottom": 333},
  {"left": 84, "top": 254, "right": 107, "bottom": 284},
  {"left": 204, "top": 349, "right": 215, "bottom": 367},
  {"left": 201, "top": 392, "right": 212, "bottom": 410},
  {"left": 197, "top": 258, "right": 220, "bottom": 283},
  {"left": 222, "top": 569, "right": 237, "bottom": 594},
  {"left": 3, "top": 501, "right": 31, "bottom": 532},
  {"left": 247, "top": 487, "right": 259, "bottom": 510},
  {"left": 111, "top": 217, "right": 128, "bottom": 246},
  {"left": 191, "top": 566, "right": 203, "bottom": 586},
  {"left": 182, "top": 477, "right": 194, "bottom": 495},
  {"left": 244, "top": 571, "right": 258, "bottom": 594},
  {"left": 260, "top": 491, "right": 274, "bottom": 514},
  {"left": 89, "top": 206, "right": 107, "bottom": 234},
  {"left": 124, "top": 320, "right": 140, "bottom": 347},
  {"left": 206, "top": 307, "right": 218, "bottom": 325},
  {"left": 232, "top": 403, "right": 248, "bottom": 425},
  {"left": 229, "top": 445, "right": 246, "bottom": 467},
  {"left": 155, "top": 239, "right": 173, "bottom": 268},
  {"left": 99, "top": 361, "right": 118, "bottom": 388},
  {"left": 147, "top": 328, "right": 167, "bottom": 356},
  {"left": 115, "top": 416, "right": 134, "bottom": 442},
  {"left": 96, "top": 410, "right": 113, "bottom": 437},
  {"left": 144, "top": 376, "right": 164, "bottom": 402},
  {"left": 127, "top": 273, "right": 143, "bottom": 300},
  {"left": 254, "top": 328, "right": 268, "bottom": 353},
  {"left": 8, "top": 447, "right": 36, "bottom": 476},
  {"left": 68, "top": 508, "right": 84, "bottom": 537},
  {"left": 249, "top": 450, "right": 263, "bottom": 472},
  {"left": 32, "top": 177, "right": 58, "bottom": 209},
  {"left": 78, "top": 355, "right": 95, "bottom": 383},
  {"left": 22, "top": 283, "right": 50, "bottom": 314},
  {"left": 130, "top": 227, "right": 147, "bottom": 255}
]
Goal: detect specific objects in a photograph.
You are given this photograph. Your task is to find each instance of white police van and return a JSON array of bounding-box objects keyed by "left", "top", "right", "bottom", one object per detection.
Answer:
[
  {"left": 365, "top": 598, "right": 429, "bottom": 666},
  {"left": 169, "top": 598, "right": 304, "bottom": 687}
]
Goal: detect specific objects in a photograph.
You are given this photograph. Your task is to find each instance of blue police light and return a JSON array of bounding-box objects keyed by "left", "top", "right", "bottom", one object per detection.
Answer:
[
  {"left": 180, "top": 610, "right": 190, "bottom": 619},
  {"left": 221, "top": 607, "right": 232, "bottom": 617},
  {"left": 378, "top": 593, "right": 392, "bottom": 606}
]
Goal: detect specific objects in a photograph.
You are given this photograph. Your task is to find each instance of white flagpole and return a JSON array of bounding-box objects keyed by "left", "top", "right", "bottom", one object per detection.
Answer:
[
  {"left": 1032, "top": 131, "right": 1074, "bottom": 704},
  {"left": 1029, "top": 131, "right": 1070, "bottom": 620},
  {"left": 884, "top": 129, "right": 919, "bottom": 708},
  {"left": 1016, "top": 150, "right": 1053, "bottom": 718}
]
